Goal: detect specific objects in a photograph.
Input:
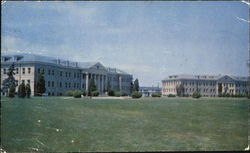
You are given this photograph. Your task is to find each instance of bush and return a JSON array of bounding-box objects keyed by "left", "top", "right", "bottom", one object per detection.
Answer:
[
  {"left": 192, "top": 91, "right": 201, "bottom": 99},
  {"left": 131, "top": 91, "right": 142, "bottom": 99},
  {"left": 66, "top": 91, "right": 74, "bottom": 97},
  {"left": 108, "top": 90, "right": 115, "bottom": 96},
  {"left": 183, "top": 94, "right": 189, "bottom": 97},
  {"left": 167, "top": 94, "right": 176, "bottom": 97},
  {"left": 152, "top": 93, "right": 161, "bottom": 97},
  {"left": 91, "top": 90, "right": 99, "bottom": 97},
  {"left": 82, "top": 91, "right": 87, "bottom": 96},
  {"left": 114, "top": 91, "right": 122, "bottom": 97},
  {"left": 73, "top": 90, "right": 82, "bottom": 98}
]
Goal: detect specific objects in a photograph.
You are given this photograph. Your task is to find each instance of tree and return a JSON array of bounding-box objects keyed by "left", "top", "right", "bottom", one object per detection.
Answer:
[
  {"left": 36, "top": 72, "right": 46, "bottom": 96},
  {"left": 88, "top": 78, "right": 97, "bottom": 96},
  {"left": 1, "top": 63, "right": 17, "bottom": 97},
  {"left": 130, "top": 81, "right": 134, "bottom": 94},
  {"left": 133, "top": 79, "right": 139, "bottom": 92},
  {"left": 25, "top": 83, "right": 31, "bottom": 98},
  {"left": 18, "top": 82, "right": 26, "bottom": 98},
  {"left": 176, "top": 84, "right": 185, "bottom": 97},
  {"left": 8, "top": 85, "right": 16, "bottom": 98}
]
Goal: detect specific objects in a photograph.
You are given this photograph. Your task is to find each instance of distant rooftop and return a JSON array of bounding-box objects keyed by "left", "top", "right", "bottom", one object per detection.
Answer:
[{"left": 162, "top": 74, "right": 248, "bottom": 82}]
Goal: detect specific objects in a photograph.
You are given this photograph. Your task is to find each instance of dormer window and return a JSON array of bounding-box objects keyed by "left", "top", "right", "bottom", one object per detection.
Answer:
[{"left": 97, "top": 66, "right": 99, "bottom": 69}]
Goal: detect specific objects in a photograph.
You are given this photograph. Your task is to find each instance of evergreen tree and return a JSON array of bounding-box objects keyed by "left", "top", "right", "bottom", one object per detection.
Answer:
[
  {"left": 133, "top": 79, "right": 139, "bottom": 92},
  {"left": 36, "top": 72, "right": 46, "bottom": 96},
  {"left": 25, "top": 83, "right": 31, "bottom": 98},
  {"left": 1, "top": 63, "right": 17, "bottom": 96},
  {"left": 18, "top": 82, "right": 26, "bottom": 98},
  {"left": 130, "top": 81, "right": 134, "bottom": 93},
  {"left": 8, "top": 84, "right": 16, "bottom": 98},
  {"left": 88, "top": 78, "right": 97, "bottom": 96},
  {"left": 176, "top": 84, "right": 185, "bottom": 97}
]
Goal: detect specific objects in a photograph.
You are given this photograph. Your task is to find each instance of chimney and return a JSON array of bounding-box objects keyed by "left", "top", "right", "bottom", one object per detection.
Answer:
[
  {"left": 66, "top": 61, "right": 69, "bottom": 67},
  {"left": 75, "top": 62, "right": 78, "bottom": 67}
]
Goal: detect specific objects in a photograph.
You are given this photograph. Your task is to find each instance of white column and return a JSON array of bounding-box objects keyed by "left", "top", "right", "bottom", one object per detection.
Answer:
[
  {"left": 119, "top": 76, "right": 122, "bottom": 91},
  {"left": 86, "top": 73, "right": 89, "bottom": 92},
  {"left": 101, "top": 75, "right": 104, "bottom": 93}
]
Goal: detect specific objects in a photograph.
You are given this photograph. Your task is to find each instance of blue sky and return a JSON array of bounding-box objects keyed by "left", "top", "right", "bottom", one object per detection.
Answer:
[{"left": 2, "top": 1, "right": 249, "bottom": 86}]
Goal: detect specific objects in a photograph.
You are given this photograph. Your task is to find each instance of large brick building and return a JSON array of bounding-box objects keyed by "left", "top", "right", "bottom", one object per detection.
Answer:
[
  {"left": 1, "top": 53, "right": 133, "bottom": 96},
  {"left": 162, "top": 74, "right": 249, "bottom": 97}
]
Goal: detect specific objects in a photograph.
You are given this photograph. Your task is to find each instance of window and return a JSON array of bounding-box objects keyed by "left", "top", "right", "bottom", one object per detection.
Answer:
[
  {"left": 65, "top": 82, "right": 68, "bottom": 88},
  {"left": 28, "top": 68, "right": 31, "bottom": 74},
  {"left": 27, "top": 80, "right": 30, "bottom": 84},
  {"left": 74, "top": 73, "right": 76, "bottom": 78},
  {"left": 22, "top": 68, "right": 25, "bottom": 74},
  {"left": 74, "top": 83, "right": 76, "bottom": 88},
  {"left": 38, "top": 68, "right": 40, "bottom": 74},
  {"left": 69, "top": 73, "right": 71, "bottom": 77},
  {"left": 59, "top": 82, "right": 62, "bottom": 87},
  {"left": 16, "top": 68, "right": 19, "bottom": 74},
  {"left": 48, "top": 92, "right": 51, "bottom": 96},
  {"left": 66, "top": 72, "right": 68, "bottom": 77},
  {"left": 69, "top": 83, "right": 71, "bottom": 88},
  {"left": 52, "top": 81, "right": 54, "bottom": 87},
  {"left": 60, "top": 71, "right": 62, "bottom": 77},
  {"left": 22, "top": 80, "right": 25, "bottom": 84},
  {"left": 48, "top": 69, "right": 51, "bottom": 75},
  {"left": 52, "top": 92, "right": 54, "bottom": 96},
  {"left": 52, "top": 70, "right": 54, "bottom": 75},
  {"left": 48, "top": 81, "right": 50, "bottom": 87},
  {"left": 3, "top": 68, "right": 6, "bottom": 74}
]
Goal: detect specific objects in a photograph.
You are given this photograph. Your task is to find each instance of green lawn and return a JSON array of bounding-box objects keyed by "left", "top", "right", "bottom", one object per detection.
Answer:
[{"left": 1, "top": 97, "right": 249, "bottom": 152}]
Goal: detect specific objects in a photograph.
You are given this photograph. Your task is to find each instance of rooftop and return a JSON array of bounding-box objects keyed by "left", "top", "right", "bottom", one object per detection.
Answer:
[
  {"left": 162, "top": 74, "right": 248, "bottom": 82},
  {"left": 1, "top": 53, "right": 130, "bottom": 75}
]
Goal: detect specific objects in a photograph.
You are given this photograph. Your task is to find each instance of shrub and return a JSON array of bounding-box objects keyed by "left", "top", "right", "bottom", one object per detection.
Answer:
[
  {"left": 108, "top": 90, "right": 115, "bottom": 96},
  {"left": 152, "top": 93, "right": 161, "bottom": 97},
  {"left": 192, "top": 91, "right": 201, "bottom": 99},
  {"left": 82, "top": 91, "right": 87, "bottom": 96},
  {"left": 131, "top": 91, "right": 142, "bottom": 99},
  {"left": 167, "top": 94, "right": 176, "bottom": 97},
  {"left": 247, "top": 94, "right": 250, "bottom": 99},
  {"left": 73, "top": 90, "right": 82, "bottom": 98},
  {"left": 183, "top": 94, "right": 189, "bottom": 97},
  {"left": 114, "top": 91, "right": 122, "bottom": 97},
  {"left": 91, "top": 90, "right": 99, "bottom": 97},
  {"left": 66, "top": 91, "right": 74, "bottom": 97}
]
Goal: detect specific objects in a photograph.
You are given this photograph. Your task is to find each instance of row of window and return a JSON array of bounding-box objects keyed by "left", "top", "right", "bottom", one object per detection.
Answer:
[
  {"left": 163, "top": 88, "right": 216, "bottom": 93},
  {"left": 108, "top": 77, "right": 131, "bottom": 83},
  {"left": 38, "top": 68, "right": 81, "bottom": 78},
  {"left": 47, "top": 81, "right": 81, "bottom": 89},
  {"left": 3, "top": 67, "right": 31, "bottom": 74}
]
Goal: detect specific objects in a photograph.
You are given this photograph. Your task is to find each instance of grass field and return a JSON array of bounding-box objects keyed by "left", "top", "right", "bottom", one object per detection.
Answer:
[{"left": 1, "top": 97, "right": 249, "bottom": 152}]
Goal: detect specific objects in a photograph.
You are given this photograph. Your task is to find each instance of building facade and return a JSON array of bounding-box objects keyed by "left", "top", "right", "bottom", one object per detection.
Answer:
[
  {"left": 1, "top": 53, "right": 133, "bottom": 96},
  {"left": 162, "top": 74, "right": 249, "bottom": 97},
  {"left": 139, "top": 86, "right": 162, "bottom": 97}
]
